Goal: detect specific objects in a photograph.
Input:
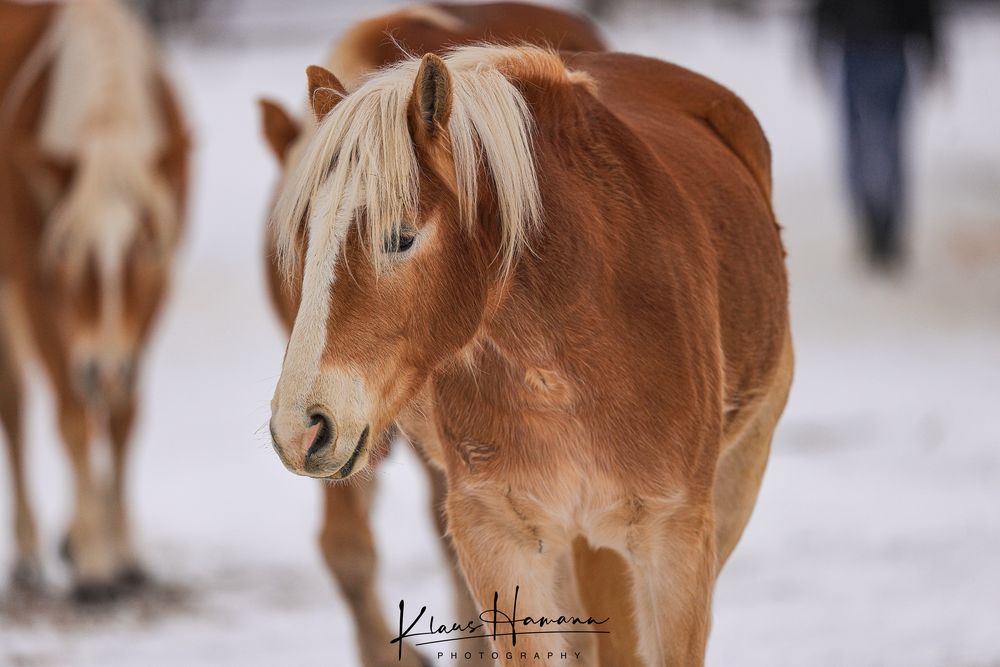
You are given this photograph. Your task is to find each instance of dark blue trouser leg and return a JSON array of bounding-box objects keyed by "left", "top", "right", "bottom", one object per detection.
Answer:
[{"left": 843, "top": 42, "right": 908, "bottom": 263}]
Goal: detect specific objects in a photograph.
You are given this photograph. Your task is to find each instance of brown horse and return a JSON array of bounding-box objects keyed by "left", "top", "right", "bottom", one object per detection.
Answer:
[
  {"left": 0, "top": 0, "right": 189, "bottom": 601},
  {"left": 267, "top": 42, "right": 791, "bottom": 666},
  {"left": 257, "top": 4, "right": 604, "bottom": 665}
]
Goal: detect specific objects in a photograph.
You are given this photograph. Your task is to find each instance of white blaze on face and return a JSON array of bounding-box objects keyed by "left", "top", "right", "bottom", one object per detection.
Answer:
[
  {"left": 270, "top": 183, "right": 373, "bottom": 471},
  {"left": 273, "top": 187, "right": 339, "bottom": 420},
  {"left": 70, "top": 196, "right": 137, "bottom": 403},
  {"left": 97, "top": 199, "right": 131, "bottom": 347}
]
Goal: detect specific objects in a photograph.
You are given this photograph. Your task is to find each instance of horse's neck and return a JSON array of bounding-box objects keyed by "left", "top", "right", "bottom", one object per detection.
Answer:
[{"left": 479, "top": 267, "right": 594, "bottom": 402}]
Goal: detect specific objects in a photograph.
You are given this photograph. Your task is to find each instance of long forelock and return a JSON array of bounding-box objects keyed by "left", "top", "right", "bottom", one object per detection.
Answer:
[
  {"left": 28, "top": 0, "right": 178, "bottom": 275},
  {"left": 272, "top": 45, "right": 555, "bottom": 280}
]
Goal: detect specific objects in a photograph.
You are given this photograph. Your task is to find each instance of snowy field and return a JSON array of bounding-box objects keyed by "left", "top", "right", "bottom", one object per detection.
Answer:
[{"left": 2, "top": 2, "right": 999, "bottom": 666}]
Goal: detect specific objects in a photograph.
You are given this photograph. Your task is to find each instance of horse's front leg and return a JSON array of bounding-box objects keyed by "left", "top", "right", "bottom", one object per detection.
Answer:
[
  {"left": 57, "top": 394, "right": 117, "bottom": 602},
  {"left": 0, "top": 303, "right": 41, "bottom": 591},
  {"left": 108, "top": 395, "right": 146, "bottom": 589},
  {"left": 446, "top": 485, "right": 573, "bottom": 667},
  {"left": 415, "top": 452, "right": 492, "bottom": 662},
  {"left": 625, "top": 499, "right": 716, "bottom": 667}
]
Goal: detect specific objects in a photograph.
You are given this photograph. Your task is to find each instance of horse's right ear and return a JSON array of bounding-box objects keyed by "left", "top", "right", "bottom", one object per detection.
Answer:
[
  {"left": 306, "top": 65, "right": 346, "bottom": 121},
  {"left": 258, "top": 98, "right": 300, "bottom": 164}
]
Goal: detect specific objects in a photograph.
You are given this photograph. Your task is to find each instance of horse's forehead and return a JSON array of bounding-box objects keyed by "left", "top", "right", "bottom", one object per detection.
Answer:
[{"left": 54, "top": 196, "right": 141, "bottom": 287}]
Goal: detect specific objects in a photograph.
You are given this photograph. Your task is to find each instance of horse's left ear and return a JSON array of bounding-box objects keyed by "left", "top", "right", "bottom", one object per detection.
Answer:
[
  {"left": 409, "top": 53, "right": 452, "bottom": 145},
  {"left": 306, "top": 65, "right": 346, "bottom": 121},
  {"left": 258, "top": 97, "right": 300, "bottom": 164}
]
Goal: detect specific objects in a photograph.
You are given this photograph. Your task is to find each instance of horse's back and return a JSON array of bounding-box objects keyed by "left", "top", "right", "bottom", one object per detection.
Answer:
[
  {"left": 330, "top": 2, "right": 604, "bottom": 87},
  {"left": 567, "top": 51, "right": 771, "bottom": 202},
  {"left": 433, "top": 2, "right": 605, "bottom": 51},
  {"left": 566, "top": 51, "right": 788, "bottom": 410}
]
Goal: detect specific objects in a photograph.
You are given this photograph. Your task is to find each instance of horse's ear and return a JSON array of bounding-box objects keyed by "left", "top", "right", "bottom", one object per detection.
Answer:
[
  {"left": 409, "top": 53, "right": 452, "bottom": 145},
  {"left": 258, "top": 98, "right": 300, "bottom": 164},
  {"left": 306, "top": 65, "right": 346, "bottom": 121}
]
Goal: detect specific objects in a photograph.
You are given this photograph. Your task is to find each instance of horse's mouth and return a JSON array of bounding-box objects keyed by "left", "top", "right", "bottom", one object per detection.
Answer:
[{"left": 327, "top": 426, "right": 370, "bottom": 480}]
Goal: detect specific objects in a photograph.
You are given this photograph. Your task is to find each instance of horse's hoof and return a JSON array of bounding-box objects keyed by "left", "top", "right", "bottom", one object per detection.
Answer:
[
  {"left": 115, "top": 565, "right": 151, "bottom": 592},
  {"left": 71, "top": 580, "right": 120, "bottom": 605},
  {"left": 9, "top": 560, "right": 45, "bottom": 593}
]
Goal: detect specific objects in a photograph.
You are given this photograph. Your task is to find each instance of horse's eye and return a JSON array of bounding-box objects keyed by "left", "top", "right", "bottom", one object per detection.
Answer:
[{"left": 383, "top": 230, "right": 416, "bottom": 253}]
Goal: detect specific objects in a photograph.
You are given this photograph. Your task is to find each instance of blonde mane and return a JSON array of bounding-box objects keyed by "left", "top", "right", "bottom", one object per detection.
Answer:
[
  {"left": 272, "top": 45, "right": 556, "bottom": 278},
  {"left": 12, "top": 0, "right": 177, "bottom": 274}
]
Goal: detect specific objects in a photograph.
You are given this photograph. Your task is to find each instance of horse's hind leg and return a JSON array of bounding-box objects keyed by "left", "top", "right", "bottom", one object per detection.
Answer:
[
  {"left": 713, "top": 336, "right": 792, "bottom": 568},
  {"left": 0, "top": 289, "right": 42, "bottom": 591},
  {"left": 108, "top": 395, "right": 146, "bottom": 589},
  {"left": 318, "top": 464, "right": 427, "bottom": 667}
]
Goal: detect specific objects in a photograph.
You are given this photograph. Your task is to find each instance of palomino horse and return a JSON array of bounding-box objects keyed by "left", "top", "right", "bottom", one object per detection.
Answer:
[
  {"left": 267, "top": 43, "right": 792, "bottom": 666},
  {"left": 0, "top": 0, "right": 188, "bottom": 601},
  {"left": 257, "top": 4, "right": 603, "bottom": 665}
]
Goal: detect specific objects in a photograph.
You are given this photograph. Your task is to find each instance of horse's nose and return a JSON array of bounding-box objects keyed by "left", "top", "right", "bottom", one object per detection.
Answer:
[
  {"left": 269, "top": 410, "right": 337, "bottom": 475},
  {"left": 74, "top": 355, "right": 136, "bottom": 405},
  {"left": 303, "top": 412, "right": 335, "bottom": 470}
]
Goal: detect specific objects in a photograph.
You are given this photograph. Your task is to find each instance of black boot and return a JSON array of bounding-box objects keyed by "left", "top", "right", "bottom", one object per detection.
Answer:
[{"left": 865, "top": 210, "right": 903, "bottom": 272}]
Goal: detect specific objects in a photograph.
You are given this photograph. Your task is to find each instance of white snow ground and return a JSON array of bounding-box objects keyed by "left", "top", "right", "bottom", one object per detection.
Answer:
[{"left": 1, "top": 2, "right": 998, "bottom": 666}]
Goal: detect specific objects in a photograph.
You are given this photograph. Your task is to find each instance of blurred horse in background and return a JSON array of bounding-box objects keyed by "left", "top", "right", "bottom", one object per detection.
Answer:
[
  {"left": 267, "top": 41, "right": 791, "bottom": 666},
  {"left": 257, "top": 3, "right": 603, "bottom": 665},
  {"left": 0, "top": 0, "right": 189, "bottom": 602}
]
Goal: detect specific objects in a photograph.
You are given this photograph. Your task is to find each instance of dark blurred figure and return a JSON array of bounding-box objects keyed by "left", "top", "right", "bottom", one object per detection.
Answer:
[
  {"left": 130, "top": 0, "right": 221, "bottom": 32},
  {"left": 814, "top": 0, "right": 940, "bottom": 271},
  {"left": 583, "top": 0, "right": 615, "bottom": 19}
]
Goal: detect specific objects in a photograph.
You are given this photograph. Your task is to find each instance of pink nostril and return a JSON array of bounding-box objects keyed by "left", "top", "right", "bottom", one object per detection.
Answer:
[
  {"left": 304, "top": 412, "right": 334, "bottom": 464},
  {"left": 300, "top": 422, "right": 321, "bottom": 454}
]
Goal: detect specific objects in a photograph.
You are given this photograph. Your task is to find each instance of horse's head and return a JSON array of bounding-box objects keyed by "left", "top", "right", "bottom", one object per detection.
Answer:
[
  {"left": 267, "top": 49, "right": 544, "bottom": 479},
  {"left": 29, "top": 137, "right": 182, "bottom": 409}
]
